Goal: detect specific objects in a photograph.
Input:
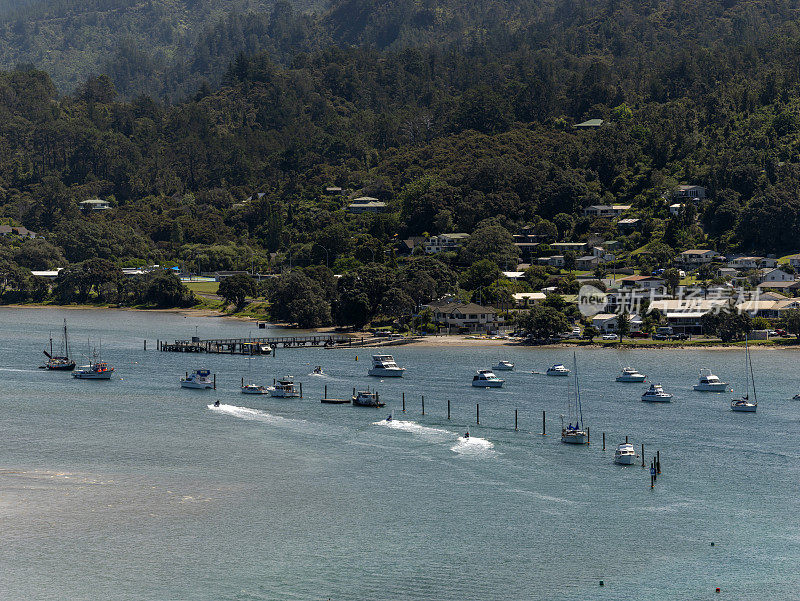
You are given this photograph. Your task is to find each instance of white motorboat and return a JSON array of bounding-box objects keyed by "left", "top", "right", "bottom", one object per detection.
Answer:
[
  {"left": 561, "top": 352, "right": 588, "bottom": 444},
  {"left": 241, "top": 383, "right": 269, "bottom": 395},
  {"left": 693, "top": 369, "right": 728, "bottom": 392},
  {"left": 269, "top": 378, "right": 301, "bottom": 398},
  {"left": 368, "top": 355, "right": 405, "bottom": 377},
  {"left": 547, "top": 364, "right": 570, "bottom": 376},
  {"left": 352, "top": 389, "right": 385, "bottom": 407},
  {"left": 471, "top": 369, "right": 505, "bottom": 388},
  {"left": 731, "top": 337, "right": 757, "bottom": 412},
  {"left": 614, "top": 443, "right": 637, "bottom": 465},
  {"left": 641, "top": 383, "right": 673, "bottom": 402},
  {"left": 181, "top": 369, "right": 213, "bottom": 389},
  {"left": 493, "top": 360, "right": 515, "bottom": 371},
  {"left": 616, "top": 366, "right": 646, "bottom": 382}
]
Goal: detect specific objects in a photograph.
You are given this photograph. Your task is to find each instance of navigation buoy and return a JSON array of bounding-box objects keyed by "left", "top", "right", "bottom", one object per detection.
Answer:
[
  {"left": 355, "top": 355, "right": 358, "bottom": 361},
  {"left": 599, "top": 580, "right": 604, "bottom": 586},
  {"left": 716, "top": 588, "right": 721, "bottom": 593},
  {"left": 711, "top": 542, "right": 715, "bottom": 547}
]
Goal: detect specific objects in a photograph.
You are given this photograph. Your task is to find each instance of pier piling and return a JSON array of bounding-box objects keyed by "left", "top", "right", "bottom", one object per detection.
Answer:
[
  {"left": 542, "top": 410, "right": 546, "bottom": 435},
  {"left": 144, "top": 340, "right": 147, "bottom": 351},
  {"left": 300, "top": 383, "right": 303, "bottom": 398},
  {"left": 515, "top": 409, "right": 518, "bottom": 431},
  {"left": 602, "top": 432, "right": 605, "bottom": 451},
  {"left": 587, "top": 427, "right": 590, "bottom": 445},
  {"left": 626, "top": 435, "right": 628, "bottom": 443},
  {"left": 657, "top": 450, "right": 661, "bottom": 474},
  {"left": 402, "top": 392, "right": 405, "bottom": 412},
  {"left": 447, "top": 399, "right": 450, "bottom": 420},
  {"left": 642, "top": 444, "right": 645, "bottom": 467},
  {"left": 213, "top": 374, "right": 216, "bottom": 390},
  {"left": 476, "top": 403, "right": 480, "bottom": 425},
  {"left": 324, "top": 385, "right": 327, "bottom": 399},
  {"left": 421, "top": 395, "right": 425, "bottom": 415}
]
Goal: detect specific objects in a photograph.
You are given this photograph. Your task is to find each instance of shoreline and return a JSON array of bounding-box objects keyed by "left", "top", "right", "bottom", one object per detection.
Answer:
[{"left": 2, "top": 304, "right": 797, "bottom": 350}]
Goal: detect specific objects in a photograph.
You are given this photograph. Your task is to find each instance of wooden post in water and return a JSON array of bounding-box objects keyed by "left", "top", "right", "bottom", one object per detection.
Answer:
[
  {"left": 587, "top": 427, "right": 590, "bottom": 445},
  {"left": 657, "top": 450, "right": 661, "bottom": 474},
  {"left": 421, "top": 395, "right": 425, "bottom": 415},
  {"left": 299, "top": 383, "right": 303, "bottom": 398},
  {"left": 324, "top": 385, "right": 327, "bottom": 400},
  {"left": 447, "top": 399, "right": 450, "bottom": 420},
  {"left": 476, "top": 403, "right": 480, "bottom": 425},
  {"left": 186, "top": 371, "right": 188, "bottom": 379},
  {"left": 402, "top": 392, "right": 405, "bottom": 412},
  {"left": 602, "top": 432, "right": 605, "bottom": 451},
  {"left": 241, "top": 377, "right": 244, "bottom": 387},
  {"left": 515, "top": 409, "right": 518, "bottom": 431},
  {"left": 542, "top": 410, "right": 546, "bottom": 435},
  {"left": 144, "top": 340, "right": 147, "bottom": 351},
  {"left": 625, "top": 435, "right": 628, "bottom": 443},
  {"left": 157, "top": 339, "right": 160, "bottom": 351},
  {"left": 642, "top": 444, "right": 645, "bottom": 467},
  {"left": 213, "top": 373, "right": 216, "bottom": 390}
]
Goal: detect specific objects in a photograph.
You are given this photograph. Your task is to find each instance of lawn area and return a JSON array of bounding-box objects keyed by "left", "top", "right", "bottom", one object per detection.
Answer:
[{"left": 185, "top": 281, "right": 220, "bottom": 295}]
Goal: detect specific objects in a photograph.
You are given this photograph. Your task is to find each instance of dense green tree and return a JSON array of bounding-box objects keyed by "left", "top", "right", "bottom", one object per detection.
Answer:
[
  {"left": 518, "top": 305, "right": 570, "bottom": 340},
  {"left": 218, "top": 274, "right": 257, "bottom": 310}
]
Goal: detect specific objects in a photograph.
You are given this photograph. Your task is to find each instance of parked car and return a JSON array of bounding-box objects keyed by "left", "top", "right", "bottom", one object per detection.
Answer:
[
  {"left": 670, "top": 333, "right": 690, "bottom": 341},
  {"left": 630, "top": 331, "right": 650, "bottom": 338},
  {"left": 768, "top": 330, "right": 778, "bottom": 337},
  {"left": 602, "top": 333, "right": 618, "bottom": 340},
  {"left": 652, "top": 333, "right": 669, "bottom": 341},
  {"left": 776, "top": 329, "right": 787, "bottom": 337}
]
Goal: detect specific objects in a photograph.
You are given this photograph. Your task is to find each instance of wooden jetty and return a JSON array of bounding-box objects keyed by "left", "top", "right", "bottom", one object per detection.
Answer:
[
  {"left": 320, "top": 385, "right": 351, "bottom": 404},
  {"left": 158, "top": 334, "right": 356, "bottom": 354}
]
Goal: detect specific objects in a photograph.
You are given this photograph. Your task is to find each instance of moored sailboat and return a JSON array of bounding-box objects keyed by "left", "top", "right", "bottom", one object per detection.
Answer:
[
  {"left": 561, "top": 352, "right": 588, "bottom": 445},
  {"left": 42, "top": 319, "right": 76, "bottom": 371},
  {"left": 731, "top": 337, "right": 757, "bottom": 412}
]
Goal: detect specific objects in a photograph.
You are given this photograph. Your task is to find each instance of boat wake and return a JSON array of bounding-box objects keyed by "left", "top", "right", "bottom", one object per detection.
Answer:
[
  {"left": 372, "top": 419, "right": 452, "bottom": 441},
  {"left": 451, "top": 435, "right": 496, "bottom": 457},
  {"left": 207, "top": 404, "right": 307, "bottom": 429},
  {"left": 373, "top": 418, "right": 497, "bottom": 457}
]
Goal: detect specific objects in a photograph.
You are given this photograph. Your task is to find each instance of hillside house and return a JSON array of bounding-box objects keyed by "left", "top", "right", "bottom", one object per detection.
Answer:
[
  {"left": 347, "top": 198, "right": 387, "bottom": 213},
  {"left": 512, "top": 292, "right": 546, "bottom": 308},
  {"left": 424, "top": 233, "right": 470, "bottom": 254},
  {"left": 537, "top": 255, "right": 565, "bottom": 267},
  {"left": 788, "top": 254, "right": 800, "bottom": 270},
  {"left": 678, "top": 249, "right": 717, "bottom": 265},
  {"left": 758, "top": 268, "right": 795, "bottom": 283},
  {"left": 0, "top": 225, "right": 37, "bottom": 239},
  {"left": 672, "top": 185, "right": 706, "bottom": 201},
  {"left": 79, "top": 199, "right": 112, "bottom": 211},
  {"left": 583, "top": 205, "right": 630, "bottom": 218}
]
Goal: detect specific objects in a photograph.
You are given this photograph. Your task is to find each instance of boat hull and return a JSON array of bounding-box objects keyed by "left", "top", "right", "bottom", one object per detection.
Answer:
[
  {"left": 693, "top": 383, "right": 728, "bottom": 392},
  {"left": 547, "top": 371, "right": 570, "bottom": 377},
  {"left": 269, "top": 391, "right": 300, "bottom": 398},
  {"left": 472, "top": 380, "right": 504, "bottom": 388},
  {"left": 181, "top": 381, "right": 212, "bottom": 389},
  {"left": 47, "top": 362, "right": 76, "bottom": 371},
  {"left": 616, "top": 375, "right": 646, "bottom": 382},
  {"left": 494, "top": 365, "right": 514, "bottom": 371},
  {"left": 561, "top": 430, "right": 588, "bottom": 444},
  {"left": 368, "top": 367, "right": 404, "bottom": 377},
  {"left": 731, "top": 402, "right": 757, "bottom": 412},
  {"left": 641, "top": 395, "right": 672, "bottom": 402},
  {"left": 614, "top": 454, "right": 636, "bottom": 465},
  {"left": 241, "top": 387, "right": 268, "bottom": 395},
  {"left": 73, "top": 372, "right": 113, "bottom": 380}
]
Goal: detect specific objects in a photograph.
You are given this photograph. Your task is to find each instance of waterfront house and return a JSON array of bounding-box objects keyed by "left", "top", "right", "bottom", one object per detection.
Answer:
[
  {"left": 649, "top": 299, "right": 730, "bottom": 334},
  {"left": 427, "top": 301, "right": 503, "bottom": 332},
  {"left": 512, "top": 292, "right": 546, "bottom": 308},
  {"left": 592, "top": 313, "right": 643, "bottom": 333}
]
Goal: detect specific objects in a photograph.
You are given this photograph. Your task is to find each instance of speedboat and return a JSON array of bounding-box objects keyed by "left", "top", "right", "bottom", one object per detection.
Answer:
[
  {"left": 731, "top": 398, "right": 757, "bottom": 412},
  {"left": 241, "top": 383, "right": 269, "bottom": 395},
  {"left": 614, "top": 443, "right": 637, "bottom": 465},
  {"left": 693, "top": 369, "right": 728, "bottom": 392},
  {"left": 493, "top": 360, "right": 515, "bottom": 371},
  {"left": 73, "top": 360, "right": 114, "bottom": 380},
  {"left": 368, "top": 355, "right": 405, "bottom": 377},
  {"left": 616, "top": 367, "right": 646, "bottom": 382},
  {"left": 269, "top": 378, "right": 301, "bottom": 398},
  {"left": 546, "top": 364, "right": 570, "bottom": 376},
  {"left": 641, "top": 383, "right": 673, "bottom": 402},
  {"left": 181, "top": 369, "right": 213, "bottom": 389},
  {"left": 471, "top": 369, "right": 505, "bottom": 388},
  {"left": 352, "top": 389, "right": 385, "bottom": 407}
]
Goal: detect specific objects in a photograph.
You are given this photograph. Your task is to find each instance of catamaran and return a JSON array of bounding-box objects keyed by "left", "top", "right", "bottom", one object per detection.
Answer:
[
  {"left": 731, "top": 337, "right": 757, "bottom": 412},
  {"left": 42, "top": 319, "right": 76, "bottom": 371},
  {"left": 561, "top": 352, "right": 588, "bottom": 444}
]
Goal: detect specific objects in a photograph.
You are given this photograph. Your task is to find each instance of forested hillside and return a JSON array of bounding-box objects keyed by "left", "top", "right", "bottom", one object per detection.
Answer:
[{"left": 3, "top": 0, "right": 800, "bottom": 321}]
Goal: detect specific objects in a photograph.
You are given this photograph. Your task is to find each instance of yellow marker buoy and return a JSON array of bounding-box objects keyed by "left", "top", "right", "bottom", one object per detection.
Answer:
[{"left": 355, "top": 356, "right": 358, "bottom": 361}]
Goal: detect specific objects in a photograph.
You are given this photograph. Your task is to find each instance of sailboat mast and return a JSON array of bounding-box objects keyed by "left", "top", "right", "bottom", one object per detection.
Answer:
[
  {"left": 748, "top": 338, "right": 757, "bottom": 404},
  {"left": 574, "top": 351, "right": 583, "bottom": 429},
  {"left": 744, "top": 336, "right": 750, "bottom": 400},
  {"left": 63, "top": 319, "right": 70, "bottom": 358}
]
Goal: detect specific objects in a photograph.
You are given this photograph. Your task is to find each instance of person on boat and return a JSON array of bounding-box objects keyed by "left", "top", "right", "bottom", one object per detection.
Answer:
[
  {"left": 213, "top": 400, "right": 220, "bottom": 407},
  {"left": 386, "top": 414, "right": 392, "bottom": 422},
  {"left": 464, "top": 431, "right": 470, "bottom": 439}
]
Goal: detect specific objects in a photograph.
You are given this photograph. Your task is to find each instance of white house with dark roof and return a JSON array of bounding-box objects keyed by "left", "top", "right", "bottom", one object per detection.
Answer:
[
  {"left": 427, "top": 301, "right": 504, "bottom": 332},
  {"left": 672, "top": 185, "right": 706, "bottom": 200},
  {"left": 678, "top": 249, "right": 717, "bottom": 265},
  {"left": 424, "top": 233, "right": 470, "bottom": 254},
  {"left": 347, "top": 197, "right": 387, "bottom": 214},
  {"left": 79, "top": 198, "right": 112, "bottom": 211}
]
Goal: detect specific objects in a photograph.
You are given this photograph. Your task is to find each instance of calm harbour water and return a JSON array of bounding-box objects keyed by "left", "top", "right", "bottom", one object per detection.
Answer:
[{"left": 0, "top": 307, "right": 798, "bottom": 600}]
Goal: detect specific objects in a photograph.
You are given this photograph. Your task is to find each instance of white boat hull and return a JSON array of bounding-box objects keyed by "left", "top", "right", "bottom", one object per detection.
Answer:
[
  {"left": 616, "top": 375, "right": 646, "bottom": 382},
  {"left": 693, "top": 383, "right": 728, "bottom": 392},
  {"left": 494, "top": 364, "right": 514, "bottom": 371},
  {"left": 472, "top": 380, "right": 504, "bottom": 388},
  {"left": 181, "top": 381, "right": 212, "bottom": 389},
  {"left": 547, "top": 371, "right": 570, "bottom": 377},
  {"left": 241, "top": 386, "right": 268, "bottom": 395},
  {"left": 73, "top": 371, "right": 113, "bottom": 380},
  {"left": 641, "top": 395, "right": 672, "bottom": 402},
  {"left": 269, "top": 390, "right": 300, "bottom": 398},
  {"left": 561, "top": 430, "right": 588, "bottom": 444},
  {"left": 731, "top": 402, "right": 757, "bottom": 412},
  {"left": 368, "top": 367, "right": 404, "bottom": 377},
  {"left": 614, "top": 454, "right": 636, "bottom": 465}
]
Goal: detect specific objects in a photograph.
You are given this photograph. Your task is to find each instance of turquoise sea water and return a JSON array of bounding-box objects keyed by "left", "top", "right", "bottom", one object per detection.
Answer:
[{"left": 0, "top": 308, "right": 798, "bottom": 600}]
